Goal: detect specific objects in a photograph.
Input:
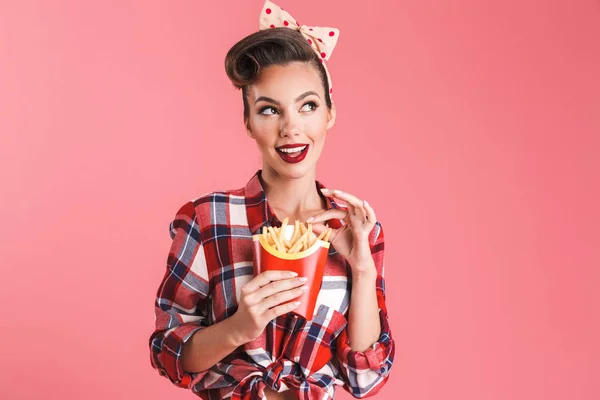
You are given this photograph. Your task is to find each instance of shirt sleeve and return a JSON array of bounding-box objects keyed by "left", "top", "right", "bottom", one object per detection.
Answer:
[
  {"left": 334, "top": 221, "right": 396, "bottom": 398},
  {"left": 148, "top": 200, "right": 212, "bottom": 389}
]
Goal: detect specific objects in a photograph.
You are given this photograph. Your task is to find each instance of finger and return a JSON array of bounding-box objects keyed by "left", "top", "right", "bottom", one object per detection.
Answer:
[
  {"left": 243, "top": 270, "right": 298, "bottom": 294},
  {"left": 249, "top": 276, "right": 307, "bottom": 305},
  {"left": 320, "top": 189, "right": 364, "bottom": 209},
  {"left": 346, "top": 201, "right": 368, "bottom": 222},
  {"left": 363, "top": 199, "right": 377, "bottom": 225},
  {"left": 310, "top": 221, "right": 329, "bottom": 235},
  {"left": 321, "top": 189, "right": 367, "bottom": 220},
  {"left": 259, "top": 284, "right": 308, "bottom": 313},
  {"left": 266, "top": 300, "right": 302, "bottom": 321},
  {"left": 306, "top": 209, "right": 348, "bottom": 224}
]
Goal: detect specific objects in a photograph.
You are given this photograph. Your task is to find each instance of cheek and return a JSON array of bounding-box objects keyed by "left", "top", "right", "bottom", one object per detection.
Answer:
[
  {"left": 309, "top": 121, "right": 328, "bottom": 142},
  {"left": 314, "top": 112, "right": 330, "bottom": 132},
  {"left": 252, "top": 133, "right": 276, "bottom": 154},
  {"left": 249, "top": 119, "right": 275, "bottom": 142},
  {"left": 255, "top": 138, "right": 272, "bottom": 151}
]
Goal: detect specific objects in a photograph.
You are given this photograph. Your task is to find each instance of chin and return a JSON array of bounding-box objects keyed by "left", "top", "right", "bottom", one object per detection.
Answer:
[
  {"left": 285, "top": 168, "right": 311, "bottom": 180},
  {"left": 268, "top": 160, "right": 314, "bottom": 180},
  {"left": 281, "top": 165, "right": 311, "bottom": 179}
]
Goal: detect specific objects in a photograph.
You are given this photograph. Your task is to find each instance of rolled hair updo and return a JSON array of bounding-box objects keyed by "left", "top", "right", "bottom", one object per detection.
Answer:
[{"left": 224, "top": 27, "right": 332, "bottom": 122}]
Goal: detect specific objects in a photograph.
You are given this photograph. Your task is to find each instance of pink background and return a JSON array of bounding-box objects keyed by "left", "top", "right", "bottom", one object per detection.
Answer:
[{"left": 1, "top": 0, "right": 598, "bottom": 399}]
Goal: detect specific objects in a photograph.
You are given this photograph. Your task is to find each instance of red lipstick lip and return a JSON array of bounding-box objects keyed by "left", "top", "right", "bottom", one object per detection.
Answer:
[
  {"left": 276, "top": 143, "right": 309, "bottom": 149},
  {"left": 276, "top": 144, "right": 309, "bottom": 164}
]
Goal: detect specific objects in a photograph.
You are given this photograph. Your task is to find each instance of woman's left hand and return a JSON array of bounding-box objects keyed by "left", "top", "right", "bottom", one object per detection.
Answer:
[{"left": 307, "top": 188, "right": 377, "bottom": 274}]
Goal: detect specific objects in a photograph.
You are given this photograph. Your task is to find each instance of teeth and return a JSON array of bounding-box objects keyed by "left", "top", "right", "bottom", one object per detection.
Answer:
[{"left": 278, "top": 146, "right": 307, "bottom": 154}]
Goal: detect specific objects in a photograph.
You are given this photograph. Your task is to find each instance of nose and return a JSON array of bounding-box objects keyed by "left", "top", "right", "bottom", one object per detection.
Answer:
[{"left": 279, "top": 112, "right": 302, "bottom": 138}]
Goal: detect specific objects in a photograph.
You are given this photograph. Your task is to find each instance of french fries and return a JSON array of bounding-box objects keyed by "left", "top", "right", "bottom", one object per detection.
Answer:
[{"left": 261, "top": 217, "right": 332, "bottom": 254}]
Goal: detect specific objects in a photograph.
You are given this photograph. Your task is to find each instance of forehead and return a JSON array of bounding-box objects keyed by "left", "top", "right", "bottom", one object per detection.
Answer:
[{"left": 247, "top": 62, "right": 323, "bottom": 101}]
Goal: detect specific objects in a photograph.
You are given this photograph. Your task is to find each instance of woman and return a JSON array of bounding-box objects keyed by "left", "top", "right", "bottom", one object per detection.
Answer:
[{"left": 149, "top": 2, "right": 395, "bottom": 399}]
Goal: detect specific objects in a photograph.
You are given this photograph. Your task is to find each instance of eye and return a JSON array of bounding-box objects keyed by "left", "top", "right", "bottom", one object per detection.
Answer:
[
  {"left": 301, "top": 101, "right": 319, "bottom": 112},
  {"left": 258, "top": 101, "right": 319, "bottom": 115},
  {"left": 259, "top": 106, "right": 278, "bottom": 115}
]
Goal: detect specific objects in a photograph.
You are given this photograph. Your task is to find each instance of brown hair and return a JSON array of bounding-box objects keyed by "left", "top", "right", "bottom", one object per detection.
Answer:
[{"left": 224, "top": 27, "right": 332, "bottom": 122}]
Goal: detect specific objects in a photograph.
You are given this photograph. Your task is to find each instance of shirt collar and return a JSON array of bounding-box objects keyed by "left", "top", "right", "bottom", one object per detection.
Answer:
[{"left": 244, "top": 169, "right": 342, "bottom": 235}]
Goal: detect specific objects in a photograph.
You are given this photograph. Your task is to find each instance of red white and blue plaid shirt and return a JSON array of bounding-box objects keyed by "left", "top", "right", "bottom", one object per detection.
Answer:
[{"left": 149, "top": 170, "right": 395, "bottom": 399}]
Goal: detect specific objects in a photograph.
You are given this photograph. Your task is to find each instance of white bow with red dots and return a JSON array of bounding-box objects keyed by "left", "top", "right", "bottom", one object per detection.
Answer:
[{"left": 259, "top": 0, "right": 340, "bottom": 96}]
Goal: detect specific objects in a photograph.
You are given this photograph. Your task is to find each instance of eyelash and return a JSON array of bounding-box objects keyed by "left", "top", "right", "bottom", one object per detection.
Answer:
[{"left": 259, "top": 101, "right": 319, "bottom": 115}]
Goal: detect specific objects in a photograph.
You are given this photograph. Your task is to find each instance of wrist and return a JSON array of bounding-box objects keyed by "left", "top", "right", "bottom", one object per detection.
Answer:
[
  {"left": 350, "top": 263, "right": 377, "bottom": 280},
  {"left": 348, "top": 254, "right": 376, "bottom": 275},
  {"left": 223, "top": 314, "right": 248, "bottom": 348}
]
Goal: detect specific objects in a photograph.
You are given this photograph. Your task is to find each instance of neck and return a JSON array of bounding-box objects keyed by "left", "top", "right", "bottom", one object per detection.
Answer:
[{"left": 260, "top": 165, "right": 325, "bottom": 220}]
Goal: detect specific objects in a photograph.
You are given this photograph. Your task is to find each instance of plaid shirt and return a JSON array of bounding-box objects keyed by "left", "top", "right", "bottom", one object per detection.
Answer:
[{"left": 149, "top": 170, "right": 395, "bottom": 399}]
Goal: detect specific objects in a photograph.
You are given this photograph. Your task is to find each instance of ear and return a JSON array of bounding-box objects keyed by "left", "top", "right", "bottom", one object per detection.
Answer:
[{"left": 326, "top": 100, "right": 336, "bottom": 130}]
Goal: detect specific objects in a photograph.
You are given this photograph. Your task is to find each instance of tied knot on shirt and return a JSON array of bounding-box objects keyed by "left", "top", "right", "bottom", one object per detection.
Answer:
[
  {"left": 260, "top": 313, "right": 306, "bottom": 391},
  {"left": 262, "top": 358, "right": 303, "bottom": 391}
]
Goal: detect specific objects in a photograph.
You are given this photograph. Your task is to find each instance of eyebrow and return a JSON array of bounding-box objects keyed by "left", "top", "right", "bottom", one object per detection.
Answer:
[{"left": 254, "top": 91, "right": 320, "bottom": 106}]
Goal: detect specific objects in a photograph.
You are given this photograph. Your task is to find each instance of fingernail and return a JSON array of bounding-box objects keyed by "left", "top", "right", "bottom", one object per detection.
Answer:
[
  {"left": 289, "top": 271, "right": 298, "bottom": 276},
  {"left": 320, "top": 188, "right": 330, "bottom": 193},
  {"left": 306, "top": 217, "right": 314, "bottom": 222},
  {"left": 364, "top": 200, "right": 369, "bottom": 206},
  {"left": 298, "top": 277, "right": 308, "bottom": 282}
]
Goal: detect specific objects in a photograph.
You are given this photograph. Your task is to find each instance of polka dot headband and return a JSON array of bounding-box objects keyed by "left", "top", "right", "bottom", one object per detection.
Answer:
[{"left": 259, "top": 0, "right": 340, "bottom": 96}]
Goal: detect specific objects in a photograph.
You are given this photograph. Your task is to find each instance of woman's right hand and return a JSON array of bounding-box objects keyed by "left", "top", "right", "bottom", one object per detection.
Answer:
[{"left": 230, "top": 270, "right": 308, "bottom": 344}]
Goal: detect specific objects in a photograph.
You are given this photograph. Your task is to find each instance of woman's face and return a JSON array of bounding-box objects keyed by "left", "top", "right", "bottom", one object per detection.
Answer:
[{"left": 244, "top": 61, "right": 336, "bottom": 179}]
